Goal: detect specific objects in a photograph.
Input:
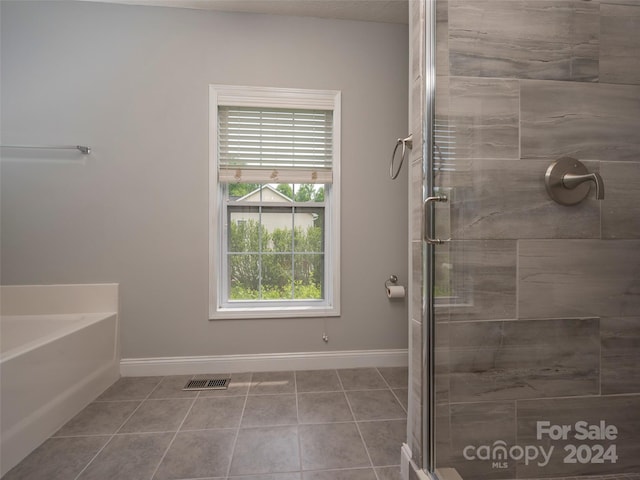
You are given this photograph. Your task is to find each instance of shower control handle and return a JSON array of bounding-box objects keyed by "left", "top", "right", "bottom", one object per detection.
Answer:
[
  {"left": 562, "top": 172, "right": 605, "bottom": 200},
  {"left": 424, "top": 195, "right": 449, "bottom": 245},
  {"left": 545, "top": 157, "right": 605, "bottom": 206}
]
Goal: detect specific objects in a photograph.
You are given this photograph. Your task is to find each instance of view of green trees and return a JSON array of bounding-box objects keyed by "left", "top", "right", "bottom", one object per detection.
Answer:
[{"left": 227, "top": 183, "right": 325, "bottom": 301}]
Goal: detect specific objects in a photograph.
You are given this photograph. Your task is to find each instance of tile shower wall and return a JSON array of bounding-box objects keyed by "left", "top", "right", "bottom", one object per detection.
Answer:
[{"left": 407, "top": 0, "right": 640, "bottom": 479}]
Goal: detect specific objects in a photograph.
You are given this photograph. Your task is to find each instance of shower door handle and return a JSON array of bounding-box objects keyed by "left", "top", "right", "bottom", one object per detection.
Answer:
[{"left": 423, "top": 195, "right": 449, "bottom": 245}]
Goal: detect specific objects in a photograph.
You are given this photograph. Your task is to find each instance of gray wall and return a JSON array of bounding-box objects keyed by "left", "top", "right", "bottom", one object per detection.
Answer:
[
  {"left": 0, "top": 1, "right": 409, "bottom": 358},
  {"left": 408, "top": 0, "right": 640, "bottom": 478}
]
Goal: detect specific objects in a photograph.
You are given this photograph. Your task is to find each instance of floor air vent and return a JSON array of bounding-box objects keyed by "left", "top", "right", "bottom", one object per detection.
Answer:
[{"left": 183, "top": 376, "right": 231, "bottom": 391}]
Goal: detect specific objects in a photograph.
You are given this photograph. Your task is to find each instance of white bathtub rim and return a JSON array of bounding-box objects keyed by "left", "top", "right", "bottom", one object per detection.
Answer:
[{"left": 0, "top": 312, "right": 117, "bottom": 362}]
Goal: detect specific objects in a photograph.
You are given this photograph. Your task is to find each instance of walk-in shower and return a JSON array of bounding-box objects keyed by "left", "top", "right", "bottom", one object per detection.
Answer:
[{"left": 407, "top": 1, "right": 640, "bottom": 479}]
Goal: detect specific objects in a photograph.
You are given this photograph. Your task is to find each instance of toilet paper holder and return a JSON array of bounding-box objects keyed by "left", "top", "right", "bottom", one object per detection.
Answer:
[
  {"left": 385, "top": 274, "right": 406, "bottom": 299},
  {"left": 385, "top": 275, "right": 399, "bottom": 289}
]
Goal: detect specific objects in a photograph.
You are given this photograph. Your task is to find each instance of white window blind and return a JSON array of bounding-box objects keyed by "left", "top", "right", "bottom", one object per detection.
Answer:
[{"left": 218, "top": 106, "right": 334, "bottom": 184}]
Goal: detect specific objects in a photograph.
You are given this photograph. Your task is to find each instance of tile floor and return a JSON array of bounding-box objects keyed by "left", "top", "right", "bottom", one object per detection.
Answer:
[{"left": 4, "top": 367, "right": 408, "bottom": 480}]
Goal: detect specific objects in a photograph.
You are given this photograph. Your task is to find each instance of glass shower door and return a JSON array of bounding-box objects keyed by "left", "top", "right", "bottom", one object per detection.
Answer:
[{"left": 424, "top": 0, "right": 640, "bottom": 479}]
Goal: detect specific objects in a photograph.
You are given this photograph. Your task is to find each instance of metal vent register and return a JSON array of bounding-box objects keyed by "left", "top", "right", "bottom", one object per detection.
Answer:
[{"left": 183, "top": 375, "right": 231, "bottom": 391}]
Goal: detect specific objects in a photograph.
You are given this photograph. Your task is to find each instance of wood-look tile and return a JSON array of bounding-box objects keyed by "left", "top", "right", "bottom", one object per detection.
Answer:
[
  {"left": 450, "top": 402, "right": 517, "bottom": 480},
  {"left": 519, "top": 240, "right": 640, "bottom": 318},
  {"left": 408, "top": 319, "right": 423, "bottom": 465},
  {"left": 601, "top": 3, "right": 640, "bottom": 85},
  {"left": 449, "top": 318, "right": 600, "bottom": 402},
  {"left": 449, "top": 77, "right": 519, "bottom": 160},
  {"left": 436, "top": 0, "right": 449, "bottom": 77},
  {"left": 437, "top": 240, "right": 517, "bottom": 321},
  {"left": 442, "top": 159, "right": 600, "bottom": 240},
  {"left": 410, "top": 162, "right": 423, "bottom": 242},
  {"left": 409, "top": 0, "right": 424, "bottom": 82},
  {"left": 601, "top": 162, "right": 640, "bottom": 239},
  {"left": 436, "top": 403, "right": 452, "bottom": 468},
  {"left": 521, "top": 80, "right": 640, "bottom": 162},
  {"left": 435, "top": 322, "right": 450, "bottom": 406},
  {"left": 449, "top": 0, "right": 599, "bottom": 81},
  {"left": 601, "top": 316, "right": 640, "bottom": 395}
]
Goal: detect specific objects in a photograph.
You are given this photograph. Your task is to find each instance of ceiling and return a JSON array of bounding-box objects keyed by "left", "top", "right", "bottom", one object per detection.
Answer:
[{"left": 80, "top": 0, "right": 409, "bottom": 25}]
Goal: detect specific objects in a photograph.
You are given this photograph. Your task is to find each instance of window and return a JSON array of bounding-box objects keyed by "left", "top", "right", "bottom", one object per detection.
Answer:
[{"left": 209, "top": 85, "right": 341, "bottom": 319}]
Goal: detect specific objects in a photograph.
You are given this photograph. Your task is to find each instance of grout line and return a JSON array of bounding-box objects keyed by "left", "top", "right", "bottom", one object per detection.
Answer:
[
  {"left": 148, "top": 387, "right": 201, "bottom": 480},
  {"left": 337, "top": 372, "right": 381, "bottom": 480},
  {"left": 224, "top": 372, "right": 253, "bottom": 478},
  {"left": 376, "top": 367, "right": 408, "bottom": 414},
  {"left": 73, "top": 376, "right": 165, "bottom": 480},
  {"left": 294, "top": 371, "right": 303, "bottom": 473}
]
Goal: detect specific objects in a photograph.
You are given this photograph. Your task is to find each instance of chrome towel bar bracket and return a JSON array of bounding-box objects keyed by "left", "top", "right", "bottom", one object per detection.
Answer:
[{"left": 389, "top": 134, "right": 413, "bottom": 179}]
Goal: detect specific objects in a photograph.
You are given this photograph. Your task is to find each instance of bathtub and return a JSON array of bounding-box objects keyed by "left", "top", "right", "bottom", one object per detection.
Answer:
[{"left": 0, "top": 284, "right": 119, "bottom": 477}]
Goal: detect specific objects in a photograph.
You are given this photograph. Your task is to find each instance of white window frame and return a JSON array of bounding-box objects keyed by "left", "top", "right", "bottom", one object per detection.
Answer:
[{"left": 209, "top": 85, "right": 341, "bottom": 320}]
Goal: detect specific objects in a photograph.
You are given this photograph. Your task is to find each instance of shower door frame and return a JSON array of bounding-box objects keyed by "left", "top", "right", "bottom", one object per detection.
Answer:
[{"left": 421, "top": 0, "right": 438, "bottom": 475}]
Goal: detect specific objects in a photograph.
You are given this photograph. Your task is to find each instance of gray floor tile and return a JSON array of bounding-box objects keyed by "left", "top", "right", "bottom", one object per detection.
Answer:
[
  {"left": 6, "top": 369, "right": 410, "bottom": 480},
  {"left": 230, "top": 474, "right": 301, "bottom": 480},
  {"left": 153, "top": 429, "right": 236, "bottom": 480},
  {"left": 376, "top": 465, "right": 403, "bottom": 480},
  {"left": 77, "top": 433, "right": 173, "bottom": 480},
  {"left": 197, "top": 372, "right": 252, "bottom": 397},
  {"left": 298, "top": 392, "right": 354, "bottom": 424},
  {"left": 392, "top": 388, "right": 408, "bottom": 411},
  {"left": 302, "top": 468, "right": 377, "bottom": 479},
  {"left": 346, "top": 390, "right": 406, "bottom": 421},
  {"left": 148, "top": 375, "right": 198, "bottom": 399},
  {"left": 229, "top": 425, "right": 300, "bottom": 476},
  {"left": 54, "top": 401, "right": 140, "bottom": 436},
  {"left": 337, "top": 368, "right": 386, "bottom": 390},
  {"left": 295, "top": 370, "right": 342, "bottom": 392},
  {"left": 377, "top": 367, "right": 408, "bottom": 389},
  {"left": 2, "top": 436, "right": 109, "bottom": 480},
  {"left": 299, "top": 423, "right": 370, "bottom": 471},
  {"left": 358, "top": 420, "right": 405, "bottom": 467},
  {"left": 181, "top": 396, "right": 245, "bottom": 430},
  {"left": 97, "top": 376, "right": 163, "bottom": 401},
  {"left": 118, "top": 398, "right": 193, "bottom": 433},
  {"left": 249, "top": 371, "right": 295, "bottom": 394},
  {"left": 241, "top": 394, "right": 297, "bottom": 427}
]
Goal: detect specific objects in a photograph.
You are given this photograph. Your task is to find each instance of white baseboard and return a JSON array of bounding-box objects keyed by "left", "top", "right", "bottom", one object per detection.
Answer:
[{"left": 120, "top": 348, "right": 408, "bottom": 377}]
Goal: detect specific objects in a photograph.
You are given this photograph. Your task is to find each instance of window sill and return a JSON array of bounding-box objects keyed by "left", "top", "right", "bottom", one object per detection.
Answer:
[{"left": 210, "top": 304, "right": 340, "bottom": 320}]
